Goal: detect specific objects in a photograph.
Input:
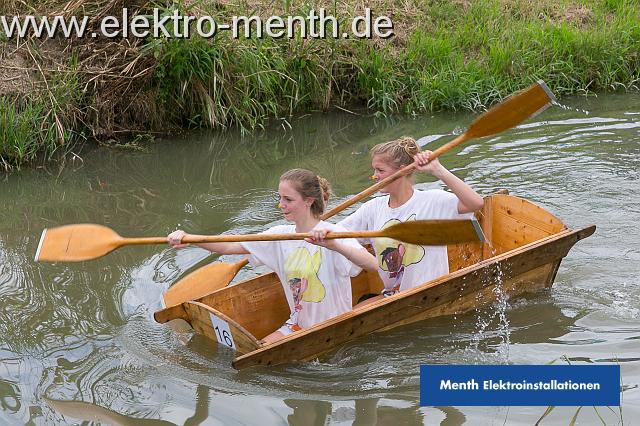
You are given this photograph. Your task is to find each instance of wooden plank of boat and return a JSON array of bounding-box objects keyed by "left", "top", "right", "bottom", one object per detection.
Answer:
[
  {"left": 231, "top": 225, "right": 595, "bottom": 369},
  {"left": 154, "top": 193, "right": 596, "bottom": 369},
  {"left": 156, "top": 301, "right": 261, "bottom": 354}
]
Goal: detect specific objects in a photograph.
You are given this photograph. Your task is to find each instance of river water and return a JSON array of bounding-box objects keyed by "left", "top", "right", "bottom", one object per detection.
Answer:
[{"left": 1, "top": 93, "right": 638, "bottom": 425}]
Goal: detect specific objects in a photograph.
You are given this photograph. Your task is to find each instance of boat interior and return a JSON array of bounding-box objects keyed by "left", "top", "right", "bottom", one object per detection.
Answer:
[{"left": 179, "top": 192, "right": 567, "bottom": 342}]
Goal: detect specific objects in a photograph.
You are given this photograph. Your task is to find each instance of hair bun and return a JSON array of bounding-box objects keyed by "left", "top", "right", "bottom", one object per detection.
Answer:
[
  {"left": 397, "top": 136, "right": 419, "bottom": 155},
  {"left": 317, "top": 175, "right": 332, "bottom": 203},
  {"left": 370, "top": 136, "right": 420, "bottom": 169},
  {"left": 279, "top": 168, "right": 332, "bottom": 217}
]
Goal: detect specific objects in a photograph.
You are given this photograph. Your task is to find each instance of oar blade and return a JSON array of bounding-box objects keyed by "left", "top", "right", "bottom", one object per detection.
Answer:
[
  {"left": 466, "top": 80, "right": 556, "bottom": 139},
  {"left": 385, "top": 219, "right": 485, "bottom": 246},
  {"left": 162, "top": 258, "right": 249, "bottom": 307},
  {"left": 35, "top": 224, "right": 123, "bottom": 262}
]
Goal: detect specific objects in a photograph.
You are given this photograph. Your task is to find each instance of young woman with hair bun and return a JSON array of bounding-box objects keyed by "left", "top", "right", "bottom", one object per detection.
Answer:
[
  {"left": 333, "top": 136, "right": 484, "bottom": 305},
  {"left": 168, "top": 168, "right": 377, "bottom": 344}
]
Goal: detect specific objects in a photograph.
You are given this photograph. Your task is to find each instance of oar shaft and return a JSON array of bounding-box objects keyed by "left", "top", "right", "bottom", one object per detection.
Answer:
[
  {"left": 118, "top": 232, "right": 382, "bottom": 246},
  {"left": 429, "top": 133, "right": 471, "bottom": 160},
  {"left": 177, "top": 231, "right": 377, "bottom": 244},
  {"left": 123, "top": 237, "right": 169, "bottom": 245}
]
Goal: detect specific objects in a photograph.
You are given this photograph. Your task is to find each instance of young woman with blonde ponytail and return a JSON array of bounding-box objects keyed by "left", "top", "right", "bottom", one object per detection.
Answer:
[
  {"left": 336, "top": 136, "right": 484, "bottom": 304},
  {"left": 167, "top": 168, "right": 377, "bottom": 344}
]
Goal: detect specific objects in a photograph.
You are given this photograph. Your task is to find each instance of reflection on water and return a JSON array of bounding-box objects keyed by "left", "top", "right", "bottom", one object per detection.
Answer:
[
  {"left": 0, "top": 93, "right": 638, "bottom": 424},
  {"left": 45, "top": 397, "right": 178, "bottom": 425},
  {"left": 44, "top": 383, "right": 212, "bottom": 425}
]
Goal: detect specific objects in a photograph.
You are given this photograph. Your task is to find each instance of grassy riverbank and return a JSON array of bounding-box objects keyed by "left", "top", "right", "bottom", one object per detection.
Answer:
[{"left": 1, "top": 0, "right": 639, "bottom": 170}]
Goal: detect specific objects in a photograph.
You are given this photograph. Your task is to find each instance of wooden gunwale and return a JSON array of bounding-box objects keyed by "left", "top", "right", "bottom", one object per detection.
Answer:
[{"left": 232, "top": 225, "right": 595, "bottom": 369}]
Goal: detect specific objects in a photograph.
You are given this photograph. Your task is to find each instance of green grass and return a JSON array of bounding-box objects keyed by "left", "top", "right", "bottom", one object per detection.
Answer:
[
  {"left": 0, "top": 68, "right": 81, "bottom": 171},
  {"left": 148, "top": 0, "right": 639, "bottom": 132},
  {"left": 0, "top": 97, "right": 52, "bottom": 170},
  {"left": 352, "top": 0, "right": 640, "bottom": 114},
  {"left": 148, "top": 1, "right": 336, "bottom": 133}
]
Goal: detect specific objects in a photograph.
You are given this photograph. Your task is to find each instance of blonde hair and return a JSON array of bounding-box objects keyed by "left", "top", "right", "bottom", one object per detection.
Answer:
[
  {"left": 280, "top": 168, "right": 332, "bottom": 217},
  {"left": 370, "top": 136, "right": 420, "bottom": 169}
]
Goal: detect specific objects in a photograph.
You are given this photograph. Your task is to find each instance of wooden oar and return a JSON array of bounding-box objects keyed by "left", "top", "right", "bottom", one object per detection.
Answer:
[
  {"left": 162, "top": 80, "right": 556, "bottom": 305},
  {"left": 161, "top": 258, "right": 248, "bottom": 308},
  {"left": 35, "top": 220, "right": 483, "bottom": 263},
  {"left": 323, "top": 80, "right": 556, "bottom": 218}
]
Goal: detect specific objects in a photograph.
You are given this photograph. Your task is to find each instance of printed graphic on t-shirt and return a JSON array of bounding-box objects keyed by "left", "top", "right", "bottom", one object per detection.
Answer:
[
  {"left": 373, "top": 215, "right": 426, "bottom": 293},
  {"left": 284, "top": 247, "right": 326, "bottom": 329}
]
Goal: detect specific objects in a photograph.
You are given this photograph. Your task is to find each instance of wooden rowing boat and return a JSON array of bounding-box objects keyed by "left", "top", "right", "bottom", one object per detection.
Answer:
[{"left": 154, "top": 192, "right": 595, "bottom": 369}]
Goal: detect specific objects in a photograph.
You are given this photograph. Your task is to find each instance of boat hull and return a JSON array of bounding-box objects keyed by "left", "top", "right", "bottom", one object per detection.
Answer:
[{"left": 154, "top": 193, "right": 595, "bottom": 369}]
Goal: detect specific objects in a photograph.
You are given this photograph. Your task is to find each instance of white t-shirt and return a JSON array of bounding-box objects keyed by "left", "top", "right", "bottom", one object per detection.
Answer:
[
  {"left": 240, "top": 221, "right": 363, "bottom": 330},
  {"left": 339, "top": 189, "right": 472, "bottom": 294}
]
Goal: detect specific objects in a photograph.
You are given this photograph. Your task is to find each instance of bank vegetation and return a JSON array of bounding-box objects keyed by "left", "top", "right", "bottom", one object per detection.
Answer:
[{"left": 1, "top": 0, "right": 638, "bottom": 170}]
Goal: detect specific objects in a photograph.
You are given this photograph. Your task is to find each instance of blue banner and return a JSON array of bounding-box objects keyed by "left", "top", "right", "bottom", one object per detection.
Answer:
[{"left": 420, "top": 365, "right": 620, "bottom": 406}]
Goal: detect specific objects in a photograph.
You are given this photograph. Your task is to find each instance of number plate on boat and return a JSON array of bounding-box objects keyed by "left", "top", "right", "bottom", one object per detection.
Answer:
[{"left": 209, "top": 313, "right": 236, "bottom": 351}]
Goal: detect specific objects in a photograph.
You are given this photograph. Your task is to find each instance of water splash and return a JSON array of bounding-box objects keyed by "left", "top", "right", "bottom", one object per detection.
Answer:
[
  {"left": 471, "top": 244, "right": 512, "bottom": 363},
  {"left": 553, "top": 100, "right": 590, "bottom": 116},
  {"left": 492, "top": 261, "right": 512, "bottom": 361}
]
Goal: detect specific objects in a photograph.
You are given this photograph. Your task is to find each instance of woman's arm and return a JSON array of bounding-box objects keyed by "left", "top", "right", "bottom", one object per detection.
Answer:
[
  {"left": 167, "top": 230, "right": 249, "bottom": 254},
  {"left": 333, "top": 243, "right": 378, "bottom": 272},
  {"left": 306, "top": 231, "right": 378, "bottom": 272},
  {"left": 414, "top": 151, "right": 484, "bottom": 214}
]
